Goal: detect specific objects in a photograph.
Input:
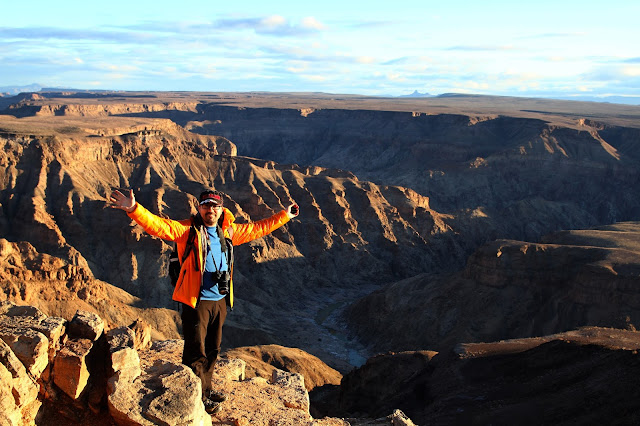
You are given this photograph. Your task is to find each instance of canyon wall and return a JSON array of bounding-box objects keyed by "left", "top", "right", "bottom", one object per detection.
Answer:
[
  {"left": 3, "top": 92, "right": 640, "bottom": 423},
  {"left": 316, "top": 327, "right": 640, "bottom": 425},
  {"left": 174, "top": 105, "right": 640, "bottom": 219},
  {"left": 3, "top": 92, "right": 640, "bottom": 365},
  {"left": 347, "top": 222, "right": 640, "bottom": 353},
  {"left": 0, "top": 107, "right": 464, "bottom": 368}
]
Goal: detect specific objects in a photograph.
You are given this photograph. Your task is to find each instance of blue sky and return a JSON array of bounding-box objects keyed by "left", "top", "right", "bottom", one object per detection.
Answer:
[{"left": 2, "top": 0, "right": 639, "bottom": 100}]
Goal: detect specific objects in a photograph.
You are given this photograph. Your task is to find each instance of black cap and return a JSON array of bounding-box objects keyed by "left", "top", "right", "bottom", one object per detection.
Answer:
[{"left": 199, "top": 190, "right": 223, "bottom": 206}]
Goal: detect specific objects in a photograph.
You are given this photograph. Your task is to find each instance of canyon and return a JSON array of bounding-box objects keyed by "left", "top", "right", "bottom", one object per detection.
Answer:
[{"left": 1, "top": 90, "right": 640, "bottom": 424}]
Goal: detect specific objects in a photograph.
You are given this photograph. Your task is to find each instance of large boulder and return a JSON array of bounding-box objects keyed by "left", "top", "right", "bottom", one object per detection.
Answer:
[
  {"left": 0, "top": 334, "right": 41, "bottom": 425},
  {"left": 68, "top": 310, "right": 104, "bottom": 341},
  {"left": 0, "top": 326, "right": 49, "bottom": 378},
  {"left": 0, "top": 361, "right": 21, "bottom": 425},
  {"left": 106, "top": 326, "right": 141, "bottom": 392},
  {"left": 224, "top": 344, "right": 343, "bottom": 391},
  {"left": 0, "top": 301, "right": 65, "bottom": 375},
  {"left": 53, "top": 338, "right": 94, "bottom": 399},
  {"left": 271, "top": 369, "right": 309, "bottom": 411},
  {"left": 108, "top": 360, "right": 211, "bottom": 426}
]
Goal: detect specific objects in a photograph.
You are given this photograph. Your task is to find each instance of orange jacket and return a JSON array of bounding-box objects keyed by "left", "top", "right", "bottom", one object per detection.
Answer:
[{"left": 127, "top": 203, "right": 291, "bottom": 308}]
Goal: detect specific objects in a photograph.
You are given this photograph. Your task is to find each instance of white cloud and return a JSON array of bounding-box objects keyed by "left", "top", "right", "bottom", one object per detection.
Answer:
[
  {"left": 583, "top": 65, "right": 638, "bottom": 81},
  {"left": 356, "top": 56, "right": 375, "bottom": 64},
  {"left": 301, "top": 75, "right": 327, "bottom": 82},
  {"left": 445, "top": 44, "right": 519, "bottom": 52},
  {"left": 208, "top": 15, "right": 327, "bottom": 37},
  {"left": 105, "top": 73, "right": 129, "bottom": 80},
  {"left": 387, "top": 73, "right": 407, "bottom": 82},
  {"left": 260, "top": 15, "right": 287, "bottom": 29},
  {"left": 502, "top": 70, "right": 543, "bottom": 81},
  {"left": 286, "top": 66, "right": 308, "bottom": 74},
  {"left": 301, "top": 17, "right": 325, "bottom": 31},
  {"left": 2, "top": 4, "right": 639, "bottom": 98},
  {"left": 50, "top": 56, "right": 91, "bottom": 67},
  {"left": 622, "top": 65, "right": 640, "bottom": 77},
  {"left": 455, "top": 81, "right": 490, "bottom": 90}
]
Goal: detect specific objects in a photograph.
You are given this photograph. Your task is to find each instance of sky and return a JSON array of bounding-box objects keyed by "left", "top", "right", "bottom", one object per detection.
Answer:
[{"left": 1, "top": 0, "right": 640, "bottom": 100}]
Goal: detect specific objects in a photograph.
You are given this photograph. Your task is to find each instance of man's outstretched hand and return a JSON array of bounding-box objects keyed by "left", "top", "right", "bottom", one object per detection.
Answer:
[
  {"left": 109, "top": 189, "right": 137, "bottom": 213},
  {"left": 286, "top": 203, "right": 299, "bottom": 219}
]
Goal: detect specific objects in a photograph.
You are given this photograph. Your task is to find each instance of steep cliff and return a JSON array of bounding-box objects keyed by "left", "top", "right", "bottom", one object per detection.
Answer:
[
  {"left": 0, "top": 238, "right": 181, "bottom": 342},
  {"left": 0, "top": 111, "right": 462, "bottom": 369},
  {"left": 319, "top": 327, "right": 640, "bottom": 425},
  {"left": 179, "top": 105, "right": 640, "bottom": 229},
  {"left": 347, "top": 222, "right": 640, "bottom": 353},
  {"left": 7, "top": 93, "right": 640, "bottom": 244}
]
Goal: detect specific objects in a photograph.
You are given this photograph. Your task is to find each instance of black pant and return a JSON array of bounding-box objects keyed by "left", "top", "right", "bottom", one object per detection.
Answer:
[{"left": 181, "top": 299, "right": 227, "bottom": 394}]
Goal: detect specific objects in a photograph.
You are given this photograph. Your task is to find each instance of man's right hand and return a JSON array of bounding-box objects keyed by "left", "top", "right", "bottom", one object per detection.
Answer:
[{"left": 109, "top": 189, "right": 137, "bottom": 213}]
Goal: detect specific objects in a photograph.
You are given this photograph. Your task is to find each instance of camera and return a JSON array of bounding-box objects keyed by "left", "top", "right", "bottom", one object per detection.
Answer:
[{"left": 213, "top": 271, "right": 230, "bottom": 295}]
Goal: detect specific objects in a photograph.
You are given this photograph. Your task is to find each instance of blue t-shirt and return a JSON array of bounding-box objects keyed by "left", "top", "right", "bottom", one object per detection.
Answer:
[{"left": 200, "top": 226, "right": 229, "bottom": 301}]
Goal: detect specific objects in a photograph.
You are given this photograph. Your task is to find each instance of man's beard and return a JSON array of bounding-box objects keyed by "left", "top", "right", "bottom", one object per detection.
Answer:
[{"left": 201, "top": 211, "right": 219, "bottom": 227}]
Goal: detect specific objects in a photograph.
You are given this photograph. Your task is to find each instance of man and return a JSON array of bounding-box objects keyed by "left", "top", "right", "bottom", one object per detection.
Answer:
[{"left": 109, "top": 188, "right": 299, "bottom": 414}]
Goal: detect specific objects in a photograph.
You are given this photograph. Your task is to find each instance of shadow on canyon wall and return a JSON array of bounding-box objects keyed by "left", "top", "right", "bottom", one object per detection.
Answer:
[{"left": 312, "top": 328, "right": 640, "bottom": 425}]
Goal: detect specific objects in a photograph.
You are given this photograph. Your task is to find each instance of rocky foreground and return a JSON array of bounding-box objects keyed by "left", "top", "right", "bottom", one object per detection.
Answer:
[
  {"left": 0, "top": 301, "right": 415, "bottom": 426},
  {"left": 5, "top": 298, "right": 640, "bottom": 425}
]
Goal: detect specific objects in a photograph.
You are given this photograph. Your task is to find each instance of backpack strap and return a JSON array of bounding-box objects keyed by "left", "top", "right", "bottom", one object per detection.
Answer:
[
  {"left": 222, "top": 235, "right": 234, "bottom": 307},
  {"left": 223, "top": 236, "right": 233, "bottom": 268},
  {"left": 216, "top": 225, "right": 227, "bottom": 253},
  {"left": 180, "top": 223, "right": 198, "bottom": 269}
]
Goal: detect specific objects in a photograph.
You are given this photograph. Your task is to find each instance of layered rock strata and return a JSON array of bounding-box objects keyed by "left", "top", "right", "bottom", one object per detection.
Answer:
[
  {"left": 329, "top": 327, "right": 640, "bottom": 425},
  {"left": 347, "top": 221, "right": 640, "bottom": 353},
  {"left": 4, "top": 91, "right": 640, "bottom": 372},
  {"left": 0, "top": 116, "right": 460, "bottom": 368}
]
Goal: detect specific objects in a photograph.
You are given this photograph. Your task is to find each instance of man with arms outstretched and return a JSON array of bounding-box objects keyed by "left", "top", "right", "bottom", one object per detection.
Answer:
[{"left": 109, "top": 188, "right": 299, "bottom": 414}]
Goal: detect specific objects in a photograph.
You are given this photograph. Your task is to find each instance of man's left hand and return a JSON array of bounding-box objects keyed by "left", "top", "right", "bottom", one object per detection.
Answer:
[{"left": 286, "top": 203, "right": 299, "bottom": 219}]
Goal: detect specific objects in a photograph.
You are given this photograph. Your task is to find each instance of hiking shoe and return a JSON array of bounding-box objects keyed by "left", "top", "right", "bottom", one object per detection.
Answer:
[
  {"left": 204, "top": 389, "right": 228, "bottom": 403},
  {"left": 203, "top": 398, "right": 221, "bottom": 415}
]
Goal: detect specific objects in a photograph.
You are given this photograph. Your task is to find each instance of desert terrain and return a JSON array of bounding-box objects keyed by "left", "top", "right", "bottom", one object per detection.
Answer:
[{"left": 2, "top": 90, "right": 640, "bottom": 423}]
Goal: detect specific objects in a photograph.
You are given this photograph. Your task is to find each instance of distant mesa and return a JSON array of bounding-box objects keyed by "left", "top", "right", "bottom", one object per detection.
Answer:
[
  {"left": 0, "top": 83, "right": 43, "bottom": 96},
  {"left": 399, "top": 90, "right": 432, "bottom": 98},
  {"left": 436, "top": 92, "right": 486, "bottom": 98},
  {"left": 0, "top": 84, "right": 121, "bottom": 99},
  {"left": 397, "top": 91, "right": 501, "bottom": 99}
]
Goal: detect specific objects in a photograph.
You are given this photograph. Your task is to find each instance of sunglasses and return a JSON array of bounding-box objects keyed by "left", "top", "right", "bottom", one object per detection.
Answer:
[{"left": 200, "top": 203, "right": 222, "bottom": 210}]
